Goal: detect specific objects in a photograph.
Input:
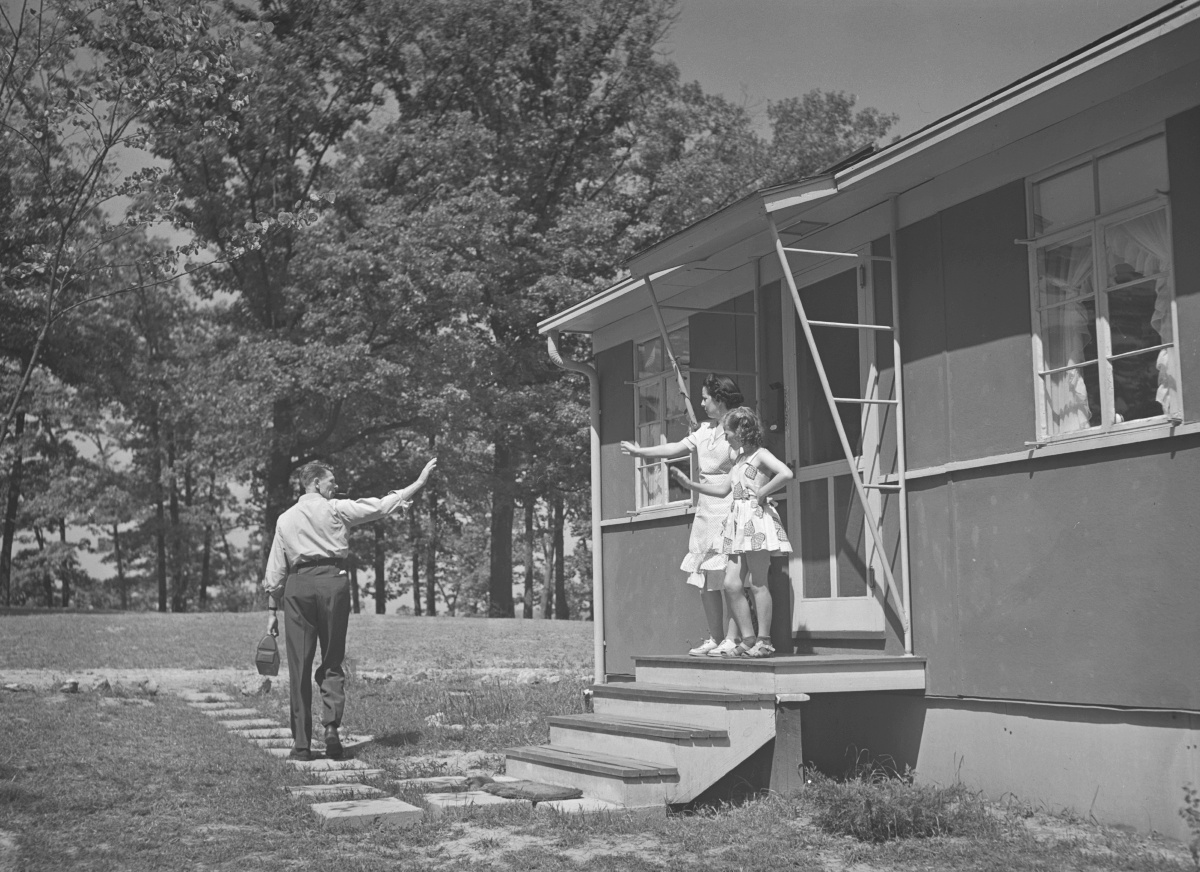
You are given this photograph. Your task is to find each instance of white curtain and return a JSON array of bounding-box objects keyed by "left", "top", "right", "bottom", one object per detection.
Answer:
[
  {"left": 1040, "top": 243, "right": 1095, "bottom": 436},
  {"left": 1105, "top": 209, "right": 1178, "bottom": 419}
]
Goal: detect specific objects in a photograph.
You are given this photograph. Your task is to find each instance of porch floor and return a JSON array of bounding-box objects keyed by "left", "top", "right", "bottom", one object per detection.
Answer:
[{"left": 628, "top": 653, "right": 926, "bottom": 695}]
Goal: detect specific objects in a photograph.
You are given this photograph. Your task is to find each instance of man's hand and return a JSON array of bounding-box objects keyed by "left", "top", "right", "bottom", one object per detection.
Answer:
[{"left": 266, "top": 611, "right": 279, "bottom": 637}]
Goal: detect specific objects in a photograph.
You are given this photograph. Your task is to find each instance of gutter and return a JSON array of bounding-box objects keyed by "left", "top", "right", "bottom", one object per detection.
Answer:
[{"left": 546, "top": 330, "right": 605, "bottom": 686}]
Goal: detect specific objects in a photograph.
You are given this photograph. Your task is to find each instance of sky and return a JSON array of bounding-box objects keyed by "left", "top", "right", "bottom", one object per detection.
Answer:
[{"left": 664, "top": 0, "right": 1168, "bottom": 139}]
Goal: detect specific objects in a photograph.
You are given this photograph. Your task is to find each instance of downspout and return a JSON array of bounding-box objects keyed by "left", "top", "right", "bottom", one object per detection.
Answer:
[{"left": 547, "top": 329, "right": 605, "bottom": 685}]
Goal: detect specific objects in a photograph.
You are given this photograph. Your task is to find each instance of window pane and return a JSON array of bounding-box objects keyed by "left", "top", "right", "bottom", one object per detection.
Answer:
[
  {"left": 1108, "top": 282, "right": 1162, "bottom": 357},
  {"left": 1042, "top": 363, "right": 1100, "bottom": 437},
  {"left": 665, "top": 415, "right": 689, "bottom": 443},
  {"left": 1033, "top": 163, "right": 1093, "bottom": 234},
  {"left": 1036, "top": 236, "right": 1093, "bottom": 308},
  {"left": 666, "top": 457, "right": 690, "bottom": 502},
  {"left": 1041, "top": 298, "right": 1096, "bottom": 370},
  {"left": 637, "top": 383, "right": 660, "bottom": 425},
  {"left": 664, "top": 378, "right": 688, "bottom": 419},
  {"left": 1099, "top": 137, "right": 1167, "bottom": 214},
  {"left": 637, "top": 337, "right": 663, "bottom": 377},
  {"left": 799, "top": 480, "right": 831, "bottom": 599},
  {"left": 637, "top": 423, "right": 658, "bottom": 448},
  {"left": 668, "top": 326, "right": 689, "bottom": 367},
  {"left": 638, "top": 465, "right": 664, "bottom": 506},
  {"left": 1112, "top": 352, "right": 1164, "bottom": 423},
  {"left": 834, "top": 474, "right": 869, "bottom": 598},
  {"left": 1105, "top": 209, "right": 1170, "bottom": 285}
]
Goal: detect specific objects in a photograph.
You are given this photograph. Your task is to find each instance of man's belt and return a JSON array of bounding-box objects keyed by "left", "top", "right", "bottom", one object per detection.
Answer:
[{"left": 293, "top": 556, "right": 345, "bottom": 571}]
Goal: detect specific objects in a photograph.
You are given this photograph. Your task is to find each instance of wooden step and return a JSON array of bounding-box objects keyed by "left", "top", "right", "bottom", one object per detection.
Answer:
[
  {"left": 504, "top": 745, "right": 678, "bottom": 807},
  {"left": 547, "top": 714, "right": 726, "bottom": 741},
  {"left": 591, "top": 682, "right": 776, "bottom": 705},
  {"left": 506, "top": 745, "right": 678, "bottom": 779},
  {"left": 632, "top": 654, "right": 927, "bottom": 695}
]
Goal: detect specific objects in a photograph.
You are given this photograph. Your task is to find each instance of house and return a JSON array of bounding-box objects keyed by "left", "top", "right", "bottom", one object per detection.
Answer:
[{"left": 515, "top": 0, "right": 1200, "bottom": 839}]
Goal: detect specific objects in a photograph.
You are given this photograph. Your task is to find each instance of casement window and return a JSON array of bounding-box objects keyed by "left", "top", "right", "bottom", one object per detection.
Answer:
[
  {"left": 1028, "top": 133, "right": 1179, "bottom": 441},
  {"left": 633, "top": 326, "right": 693, "bottom": 509}
]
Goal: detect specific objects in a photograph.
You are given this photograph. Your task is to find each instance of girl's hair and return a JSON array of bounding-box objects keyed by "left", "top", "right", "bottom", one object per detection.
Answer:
[
  {"left": 722, "top": 406, "right": 763, "bottom": 448},
  {"left": 703, "top": 374, "right": 744, "bottom": 409}
]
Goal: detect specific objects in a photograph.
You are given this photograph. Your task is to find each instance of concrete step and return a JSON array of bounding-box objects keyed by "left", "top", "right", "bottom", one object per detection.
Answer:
[
  {"left": 547, "top": 714, "right": 728, "bottom": 765},
  {"left": 289, "top": 758, "right": 371, "bottom": 772},
  {"left": 423, "top": 790, "right": 531, "bottom": 817},
  {"left": 504, "top": 745, "right": 676, "bottom": 807},
  {"left": 311, "top": 797, "right": 422, "bottom": 830}
]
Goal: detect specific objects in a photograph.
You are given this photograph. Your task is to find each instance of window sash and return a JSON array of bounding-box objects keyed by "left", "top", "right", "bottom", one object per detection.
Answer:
[
  {"left": 1030, "top": 197, "right": 1177, "bottom": 440},
  {"left": 633, "top": 373, "right": 693, "bottom": 510}
]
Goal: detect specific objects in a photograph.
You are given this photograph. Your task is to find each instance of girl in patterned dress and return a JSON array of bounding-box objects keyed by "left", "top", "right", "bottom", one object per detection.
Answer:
[
  {"left": 621, "top": 375, "right": 744, "bottom": 656},
  {"left": 670, "top": 407, "right": 792, "bottom": 658}
]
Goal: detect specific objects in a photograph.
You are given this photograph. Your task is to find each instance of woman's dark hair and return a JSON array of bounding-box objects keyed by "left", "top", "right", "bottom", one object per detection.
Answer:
[
  {"left": 722, "top": 406, "right": 764, "bottom": 449},
  {"left": 703, "top": 374, "right": 744, "bottom": 410}
]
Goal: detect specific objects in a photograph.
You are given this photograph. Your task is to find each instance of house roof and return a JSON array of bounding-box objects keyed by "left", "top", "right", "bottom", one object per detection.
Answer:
[{"left": 539, "top": 0, "right": 1200, "bottom": 337}]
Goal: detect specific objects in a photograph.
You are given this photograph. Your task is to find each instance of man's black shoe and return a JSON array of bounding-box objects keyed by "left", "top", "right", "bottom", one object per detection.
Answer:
[
  {"left": 324, "top": 726, "right": 344, "bottom": 760},
  {"left": 288, "top": 748, "right": 312, "bottom": 761}
]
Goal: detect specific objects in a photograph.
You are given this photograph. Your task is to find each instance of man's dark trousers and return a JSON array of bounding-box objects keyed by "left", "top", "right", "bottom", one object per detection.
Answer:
[{"left": 283, "top": 564, "right": 351, "bottom": 751}]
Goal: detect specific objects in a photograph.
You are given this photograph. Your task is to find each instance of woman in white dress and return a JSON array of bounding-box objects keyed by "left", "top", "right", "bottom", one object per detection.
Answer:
[{"left": 620, "top": 375, "right": 744, "bottom": 656}]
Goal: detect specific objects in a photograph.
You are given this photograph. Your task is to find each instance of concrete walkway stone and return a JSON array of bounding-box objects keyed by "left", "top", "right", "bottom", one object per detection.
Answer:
[
  {"left": 289, "top": 758, "right": 370, "bottom": 772},
  {"left": 200, "top": 707, "right": 260, "bottom": 718},
  {"left": 251, "top": 737, "right": 294, "bottom": 748},
  {"left": 179, "top": 691, "right": 233, "bottom": 702},
  {"left": 285, "top": 783, "right": 384, "bottom": 800},
  {"left": 311, "top": 798, "right": 422, "bottom": 831},
  {"left": 422, "top": 791, "right": 531, "bottom": 817},
  {"left": 234, "top": 727, "right": 292, "bottom": 738},
  {"left": 219, "top": 718, "right": 278, "bottom": 729},
  {"left": 311, "top": 769, "right": 386, "bottom": 783}
]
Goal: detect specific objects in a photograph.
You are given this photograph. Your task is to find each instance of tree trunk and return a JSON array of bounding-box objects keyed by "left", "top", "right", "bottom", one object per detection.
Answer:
[
  {"left": 350, "top": 559, "right": 360, "bottom": 614},
  {"left": 264, "top": 398, "right": 295, "bottom": 551},
  {"left": 168, "top": 438, "right": 186, "bottom": 612},
  {"left": 553, "top": 492, "right": 569, "bottom": 620},
  {"left": 541, "top": 513, "right": 554, "bottom": 619},
  {"left": 488, "top": 441, "right": 515, "bottom": 617},
  {"left": 59, "top": 519, "right": 70, "bottom": 608},
  {"left": 112, "top": 523, "right": 127, "bottom": 610},
  {"left": 425, "top": 483, "right": 437, "bottom": 617},
  {"left": 33, "top": 525, "right": 52, "bottom": 607},
  {"left": 0, "top": 410, "right": 25, "bottom": 606},
  {"left": 373, "top": 523, "right": 386, "bottom": 614},
  {"left": 410, "top": 510, "right": 422, "bottom": 616},
  {"left": 523, "top": 499, "right": 534, "bottom": 618},
  {"left": 199, "top": 524, "right": 211, "bottom": 610},
  {"left": 150, "top": 406, "right": 167, "bottom": 612}
]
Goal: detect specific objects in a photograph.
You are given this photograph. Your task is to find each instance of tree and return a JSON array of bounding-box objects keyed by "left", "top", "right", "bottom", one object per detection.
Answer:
[{"left": 0, "top": 0, "right": 265, "bottom": 447}]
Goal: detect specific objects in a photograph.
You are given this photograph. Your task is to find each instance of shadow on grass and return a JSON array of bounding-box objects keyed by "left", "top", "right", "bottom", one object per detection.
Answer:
[{"left": 376, "top": 730, "right": 424, "bottom": 748}]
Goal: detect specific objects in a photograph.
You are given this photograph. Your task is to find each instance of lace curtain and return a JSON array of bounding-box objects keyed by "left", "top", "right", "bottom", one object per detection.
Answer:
[
  {"left": 1040, "top": 244, "right": 1095, "bottom": 436},
  {"left": 1105, "top": 209, "right": 1178, "bottom": 419}
]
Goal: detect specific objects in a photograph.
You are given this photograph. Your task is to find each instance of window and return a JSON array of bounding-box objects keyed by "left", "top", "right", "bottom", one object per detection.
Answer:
[
  {"left": 634, "top": 326, "right": 692, "bottom": 508},
  {"left": 1029, "top": 135, "right": 1178, "bottom": 440}
]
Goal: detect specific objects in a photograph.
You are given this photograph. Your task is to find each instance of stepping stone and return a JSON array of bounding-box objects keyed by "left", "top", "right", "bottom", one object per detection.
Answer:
[
  {"left": 311, "top": 769, "right": 386, "bottom": 783},
  {"left": 189, "top": 701, "right": 241, "bottom": 711},
  {"left": 201, "top": 708, "right": 260, "bottom": 719},
  {"left": 179, "top": 691, "right": 233, "bottom": 702},
  {"left": 220, "top": 718, "right": 278, "bottom": 729},
  {"left": 311, "top": 797, "right": 422, "bottom": 831},
  {"left": 289, "top": 758, "right": 370, "bottom": 772},
  {"left": 251, "top": 737, "right": 293, "bottom": 748},
  {"left": 285, "top": 783, "right": 385, "bottom": 800},
  {"left": 422, "top": 791, "right": 531, "bottom": 817},
  {"left": 392, "top": 775, "right": 467, "bottom": 791},
  {"left": 235, "top": 727, "right": 292, "bottom": 739},
  {"left": 339, "top": 734, "right": 374, "bottom": 752}
]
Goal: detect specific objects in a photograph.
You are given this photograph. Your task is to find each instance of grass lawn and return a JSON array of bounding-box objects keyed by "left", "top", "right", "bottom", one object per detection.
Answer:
[{"left": 0, "top": 613, "right": 1191, "bottom": 871}]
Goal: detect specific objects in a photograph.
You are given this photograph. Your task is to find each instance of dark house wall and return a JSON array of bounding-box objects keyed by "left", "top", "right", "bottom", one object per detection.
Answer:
[{"left": 899, "top": 107, "right": 1200, "bottom": 710}]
